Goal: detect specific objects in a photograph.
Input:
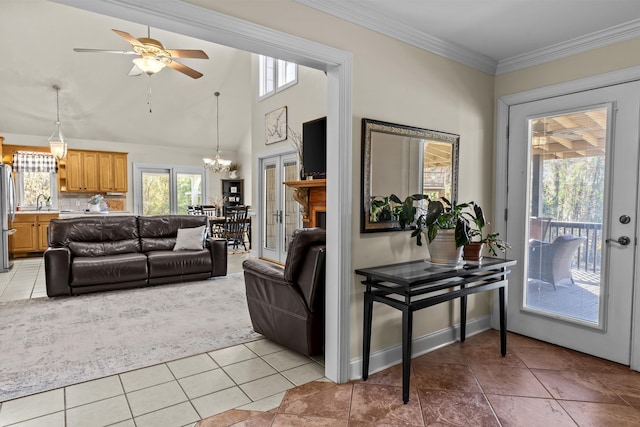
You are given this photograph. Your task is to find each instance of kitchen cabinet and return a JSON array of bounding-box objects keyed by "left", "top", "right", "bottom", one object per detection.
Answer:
[
  {"left": 9, "top": 213, "right": 58, "bottom": 254},
  {"left": 10, "top": 214, "right": 37, "bottom": 253},
  {"left": 65, "top": 150, "right": 99, "bottom": 192},
  {"left": 60, "top": 150, "right": 127, "bottom": 193},
  {"left": 99, "top": 152, "right": 128, "bottom": 192}
]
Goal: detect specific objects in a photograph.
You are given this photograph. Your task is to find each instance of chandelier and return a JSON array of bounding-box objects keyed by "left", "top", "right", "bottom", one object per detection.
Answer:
[
  {"left": 203, "top": 91, "right": 232, "bottom": 172},
  {"left": 48, "top": 85, "right": 67, "bottom": 160}
]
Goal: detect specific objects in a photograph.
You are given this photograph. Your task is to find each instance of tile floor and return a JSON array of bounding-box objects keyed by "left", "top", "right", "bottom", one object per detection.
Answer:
[
  {"left": 4, "top": 257, "right": 640, "bottom": 425},
  {"left": 198, "top": 329, "right": 640, "bottom": 426}
]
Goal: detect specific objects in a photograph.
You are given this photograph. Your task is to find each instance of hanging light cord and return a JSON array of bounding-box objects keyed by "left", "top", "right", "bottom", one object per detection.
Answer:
[
  {"left": 54, "top": 84, "right": 61, "bottom": 126},
  {"left": 215, "top": 91, "right": 220, "bottom": 152}
]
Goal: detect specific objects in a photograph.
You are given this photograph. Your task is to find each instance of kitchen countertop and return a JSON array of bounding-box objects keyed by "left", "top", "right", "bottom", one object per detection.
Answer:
[{"left": 14, "top": 210, "right": 131, "bottom": 218}]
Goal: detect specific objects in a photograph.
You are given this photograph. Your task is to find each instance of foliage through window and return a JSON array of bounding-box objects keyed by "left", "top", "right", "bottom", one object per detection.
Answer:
[
  {"left": 136, "top": 166, "right": 204, "bottom": 216},
  {"left": 20, "top": 172, "right": 55, "bottom": 208},
  {"left": 258, "top": 55, "right": 297, "bottom": 99}
]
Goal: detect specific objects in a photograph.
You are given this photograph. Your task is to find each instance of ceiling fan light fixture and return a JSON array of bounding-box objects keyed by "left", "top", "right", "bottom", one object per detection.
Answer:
[
  {"left": 204, "top": 92, "right": 232, "bottom": 173},
  {"left": 133, "top": 56, "right": 166, "bottom": 74},
  {"left": 48, "top": 85, "right": 67, "bottom": 161}
]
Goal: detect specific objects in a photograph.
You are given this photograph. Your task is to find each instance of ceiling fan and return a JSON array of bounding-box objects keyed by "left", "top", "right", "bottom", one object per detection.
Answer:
[{"left": 74, "top": 28, "right": 209, "bottom": 79}]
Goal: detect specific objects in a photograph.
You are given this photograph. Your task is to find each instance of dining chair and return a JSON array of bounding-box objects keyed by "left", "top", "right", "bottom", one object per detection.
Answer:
[{"left": 223, "top": 205, "right": 249, "bottom": 250}]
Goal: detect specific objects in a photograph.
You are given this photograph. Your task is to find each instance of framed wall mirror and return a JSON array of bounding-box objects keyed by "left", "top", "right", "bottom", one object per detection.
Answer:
[{"left": 361, "top": 118, "right": 460, "bottom": 232}]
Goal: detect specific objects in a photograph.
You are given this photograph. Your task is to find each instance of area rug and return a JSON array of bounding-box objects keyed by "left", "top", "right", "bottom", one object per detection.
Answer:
[{"left": 0, "top": 273, "right": 261, "bottom": 402}]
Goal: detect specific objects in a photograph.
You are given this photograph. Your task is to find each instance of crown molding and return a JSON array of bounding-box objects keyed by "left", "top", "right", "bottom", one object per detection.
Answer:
[
  {"left": 294, "top": 0, "right": 498, "bottom": 75},
  {"left": 296, "top": 0, "right": 640, "bottom": 76},
  {"left": 496, "top": 19, "right": 640, "bottom": 75}
]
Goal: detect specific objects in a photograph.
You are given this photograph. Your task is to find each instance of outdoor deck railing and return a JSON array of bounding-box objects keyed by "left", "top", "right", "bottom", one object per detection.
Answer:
[{"left": 548, "top": 220, "right": 602, "bottom": 273}]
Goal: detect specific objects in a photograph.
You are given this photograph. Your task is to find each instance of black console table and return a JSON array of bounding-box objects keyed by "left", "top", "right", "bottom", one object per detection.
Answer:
[{"left": 355, "top": 257, "right": 516, "bottom": 403}]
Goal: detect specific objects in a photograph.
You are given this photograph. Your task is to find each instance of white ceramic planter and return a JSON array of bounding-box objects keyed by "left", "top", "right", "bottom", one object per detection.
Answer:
[{"left": 427, "top": 229, "right": 462, "bottom": 264}]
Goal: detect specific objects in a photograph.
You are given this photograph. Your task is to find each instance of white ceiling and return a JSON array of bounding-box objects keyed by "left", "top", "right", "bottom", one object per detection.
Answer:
[
  {"left": 0, "top": 0, "right": 253, "bottom": 153},
  {"left": 298, "top": 0, "right": 640, "bottom": 74},
  {"left": 3, "top": 0, "right": 640, "bottom": 153}
]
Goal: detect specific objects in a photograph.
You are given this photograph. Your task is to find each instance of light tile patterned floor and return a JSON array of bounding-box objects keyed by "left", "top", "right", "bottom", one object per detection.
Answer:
[{"left": 0, "top": 254, "right": 328, "bottom": 427}]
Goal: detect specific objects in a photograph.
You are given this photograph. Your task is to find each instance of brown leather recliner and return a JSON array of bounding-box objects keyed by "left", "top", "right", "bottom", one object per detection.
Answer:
[{"left": 242, "top": 228, "right": 326, "bottom": 356}]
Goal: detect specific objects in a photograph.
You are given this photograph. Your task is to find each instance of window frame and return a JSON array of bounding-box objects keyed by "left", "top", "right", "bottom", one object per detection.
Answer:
[
  {"left": 16, "top": 171, "right": 59, "bottom": 210},
  {"left": 133, "top": 163, "right": 207, "bottom": 215},
  {"left": 258, "top": 55, "right": 298, "bottom": 100}
]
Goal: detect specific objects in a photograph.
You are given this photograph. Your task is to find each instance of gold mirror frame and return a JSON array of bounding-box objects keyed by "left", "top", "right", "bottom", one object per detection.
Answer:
[{"left": 361, "top": 118, "right": 460, "bottom": 232}]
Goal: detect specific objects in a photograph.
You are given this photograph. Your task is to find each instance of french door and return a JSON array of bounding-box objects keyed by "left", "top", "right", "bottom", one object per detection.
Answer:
[
  {"left": 506, "top": 81, "right": 640, "bottom": 364},
  {"left": 260, "top": 153, "right": 300, "bottom": 263}
]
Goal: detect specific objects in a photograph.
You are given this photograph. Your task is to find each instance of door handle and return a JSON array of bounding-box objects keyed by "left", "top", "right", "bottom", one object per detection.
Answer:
[{"left": 606, "top": 236, "right": 632, "bottom": 246}]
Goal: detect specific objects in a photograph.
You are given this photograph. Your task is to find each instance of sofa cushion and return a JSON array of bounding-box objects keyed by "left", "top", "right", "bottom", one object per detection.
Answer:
[
  {"left": 49, "top": 216, "right": 139, "bottom": 248},
  {"left": 70, "top": 253, "right": 148, "bottom": 287},
  {"left": 68, "top": 239, "right": 140, "bottom": 257},
  {"left": 147, "top": 250, "right": 212, "bottom": 278},
  {"left": 174, "top": 225, "right": 207, "bottom": 251},
  {"left": 139, "top": 215, "right": 209, "bottom": 252}
]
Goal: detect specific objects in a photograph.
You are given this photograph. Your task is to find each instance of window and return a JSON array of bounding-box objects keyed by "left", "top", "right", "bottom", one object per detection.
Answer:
[
  {"left": 18, "top": 171, "right": 58, "bottom": 209},
  {"left": 13, "top": 152, "right": 58, "bottom": 209},
  {"left": 258, "top": 55, "right": 297, "bottom": 99},
  {"left": 134, "top": 164, "right": 205, "bottom": 215}
]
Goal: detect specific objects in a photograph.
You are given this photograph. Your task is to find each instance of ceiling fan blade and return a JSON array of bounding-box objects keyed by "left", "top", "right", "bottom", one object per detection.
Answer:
[
  {"left": 166, "top": 49, "right": 209, "bottom": 59},
  {"left": 112, "top": 29, "right": 144, "bottom": 47},
  {"left": 73, "top": 48, "right": 138, "bottom": 55},
  {"left": 166, "top": 60, "right": 203, "bottom": 79},
  {"left": 128, "top": 65, "right": 143, "bottom": 76}
]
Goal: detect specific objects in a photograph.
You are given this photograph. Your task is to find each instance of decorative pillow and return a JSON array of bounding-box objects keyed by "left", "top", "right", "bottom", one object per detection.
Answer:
[{"left": 173, "top": 225, "right": 207, "bottom": 251}]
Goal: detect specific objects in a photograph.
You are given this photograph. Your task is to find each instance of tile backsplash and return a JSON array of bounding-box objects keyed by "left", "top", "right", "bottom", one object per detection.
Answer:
[{"left": 58, "top": 194, "right": 127, "bottom": 211}]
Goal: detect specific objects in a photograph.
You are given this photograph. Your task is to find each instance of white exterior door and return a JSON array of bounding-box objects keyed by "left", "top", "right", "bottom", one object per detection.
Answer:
[
  {"left": 260, "top": 153, "right": 300, "bottom": 263},
  {"left": 506, "top": 81, "right": 640, "bottom": 364}
]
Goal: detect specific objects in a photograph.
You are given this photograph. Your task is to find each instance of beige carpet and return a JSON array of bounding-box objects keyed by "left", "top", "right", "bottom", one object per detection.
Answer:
[{"left": 0, "top": 273, "right": 261, "bottom": 402}]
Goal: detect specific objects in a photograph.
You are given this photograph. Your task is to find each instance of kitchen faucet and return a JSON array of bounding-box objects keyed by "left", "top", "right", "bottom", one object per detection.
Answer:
[{"left": 36, "top": 194, "right": 46, "bottom": 211}]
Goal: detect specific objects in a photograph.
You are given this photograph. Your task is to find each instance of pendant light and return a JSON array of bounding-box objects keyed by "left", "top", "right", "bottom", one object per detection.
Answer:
[
  {"left": 48, "top": 85, "right": 67, "bottom": 160},
  {"left": 203, "top": 91, "right": 232, "bottom": 172}
]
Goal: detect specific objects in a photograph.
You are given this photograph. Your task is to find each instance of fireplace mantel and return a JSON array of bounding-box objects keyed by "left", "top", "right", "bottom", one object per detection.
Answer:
[{"left": 284, "top": 179, "right": 326, "bottom": 228}]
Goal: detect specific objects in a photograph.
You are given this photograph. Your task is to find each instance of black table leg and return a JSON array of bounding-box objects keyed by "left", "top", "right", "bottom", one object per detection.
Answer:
[
  {"left": 499, "top": 285, "right": 507, "bottom": 356},
  {"left": 402, "top": 305, "right": 413, "bottom": 404},
  {"left": 460, "top": 294, "right": 467, "bottom": 342},
  {"left": 362, "top": 289, "right": 373, "bottom": 380}
]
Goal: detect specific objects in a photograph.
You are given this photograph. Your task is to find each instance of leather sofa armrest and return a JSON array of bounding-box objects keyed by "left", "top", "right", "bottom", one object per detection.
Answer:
[
  {"left": 207, "top": 238, "right": 227, "bottom": 277},
  {"left": 242, "top": 259, "right": 287, "bottom": 284},
  {"left": 44, "top": 247, "right": 72, "bottom": 297}
]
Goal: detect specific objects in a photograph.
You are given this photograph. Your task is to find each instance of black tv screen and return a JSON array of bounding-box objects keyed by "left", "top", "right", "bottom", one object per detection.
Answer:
[{"left": 302, "top": 116, "right": 327, "bottom": 178}]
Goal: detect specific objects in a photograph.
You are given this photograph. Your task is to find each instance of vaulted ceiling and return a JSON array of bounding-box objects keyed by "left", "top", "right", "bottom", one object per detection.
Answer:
[{"left": 0, "top": 0, "right": 253, "bottom": 152}]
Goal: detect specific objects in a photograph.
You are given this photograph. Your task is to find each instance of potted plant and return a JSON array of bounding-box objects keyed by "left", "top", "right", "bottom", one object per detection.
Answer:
[
  {"left": 390, "top": 194, "right": 471, "bottom": 264},
  {"left": 461, "top": 201, "right": 510, "bottom": 260},
  {"left": 229, "top": 163, "right": 240, "bottom": 179}
]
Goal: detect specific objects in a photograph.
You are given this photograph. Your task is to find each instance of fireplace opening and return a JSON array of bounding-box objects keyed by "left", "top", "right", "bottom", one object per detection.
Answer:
[{"left": 316, "top": 211, "right": 326, "bottom": 229}]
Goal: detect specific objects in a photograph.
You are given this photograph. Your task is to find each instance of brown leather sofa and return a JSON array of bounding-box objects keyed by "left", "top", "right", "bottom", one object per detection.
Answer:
[
  {"left": 45, "top": 215, "right": 227, "bottom": 297},
  {"left": 242, "top": 228, "right": 326, "bottom": 356}
]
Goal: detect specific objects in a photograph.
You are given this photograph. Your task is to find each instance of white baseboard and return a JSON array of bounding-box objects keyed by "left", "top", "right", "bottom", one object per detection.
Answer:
[{"left": 349, "top": 315, "right": 491, "bottom": 380}]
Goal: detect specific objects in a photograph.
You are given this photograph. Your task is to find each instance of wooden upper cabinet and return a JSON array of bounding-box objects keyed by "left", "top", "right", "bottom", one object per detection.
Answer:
[
  {"left": 99, "top": 152, "right": 128, "bottom": 192},
  {"left": 62, "top": 149, "right": 127, "bottom": 193},
  {"left": 113, "top": 153, "right": 128, "bottom": 192}
]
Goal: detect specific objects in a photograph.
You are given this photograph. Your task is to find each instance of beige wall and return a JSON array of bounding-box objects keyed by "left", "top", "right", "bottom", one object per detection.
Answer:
[
  {"left": 495, "top": 38, "right": 640, "bottom": 98},
  {"left": 187, "top": 1, "right": 496, "bottom": 360}
]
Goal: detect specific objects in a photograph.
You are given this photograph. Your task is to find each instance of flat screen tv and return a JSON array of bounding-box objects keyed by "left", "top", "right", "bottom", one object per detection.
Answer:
[{"left": 302, "top": 116, "right": 326, "bottom": 179}]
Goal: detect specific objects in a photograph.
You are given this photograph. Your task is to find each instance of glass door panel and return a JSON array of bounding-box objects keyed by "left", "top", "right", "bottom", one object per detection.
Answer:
[
  {"left": 264, "top": 163, "right": 277, "bottom": 253},
  {"left": 526, "top": 108, "right": 606, "bottom": 325},
  {"left": 177, "top": 173, "right": 202, "bottom": 215},
  {"left": 283, "top": 159, "right": 299, "bottom": 252},
  {"left": 141, "top": 170, "right": 170, "bottom": 215}
]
